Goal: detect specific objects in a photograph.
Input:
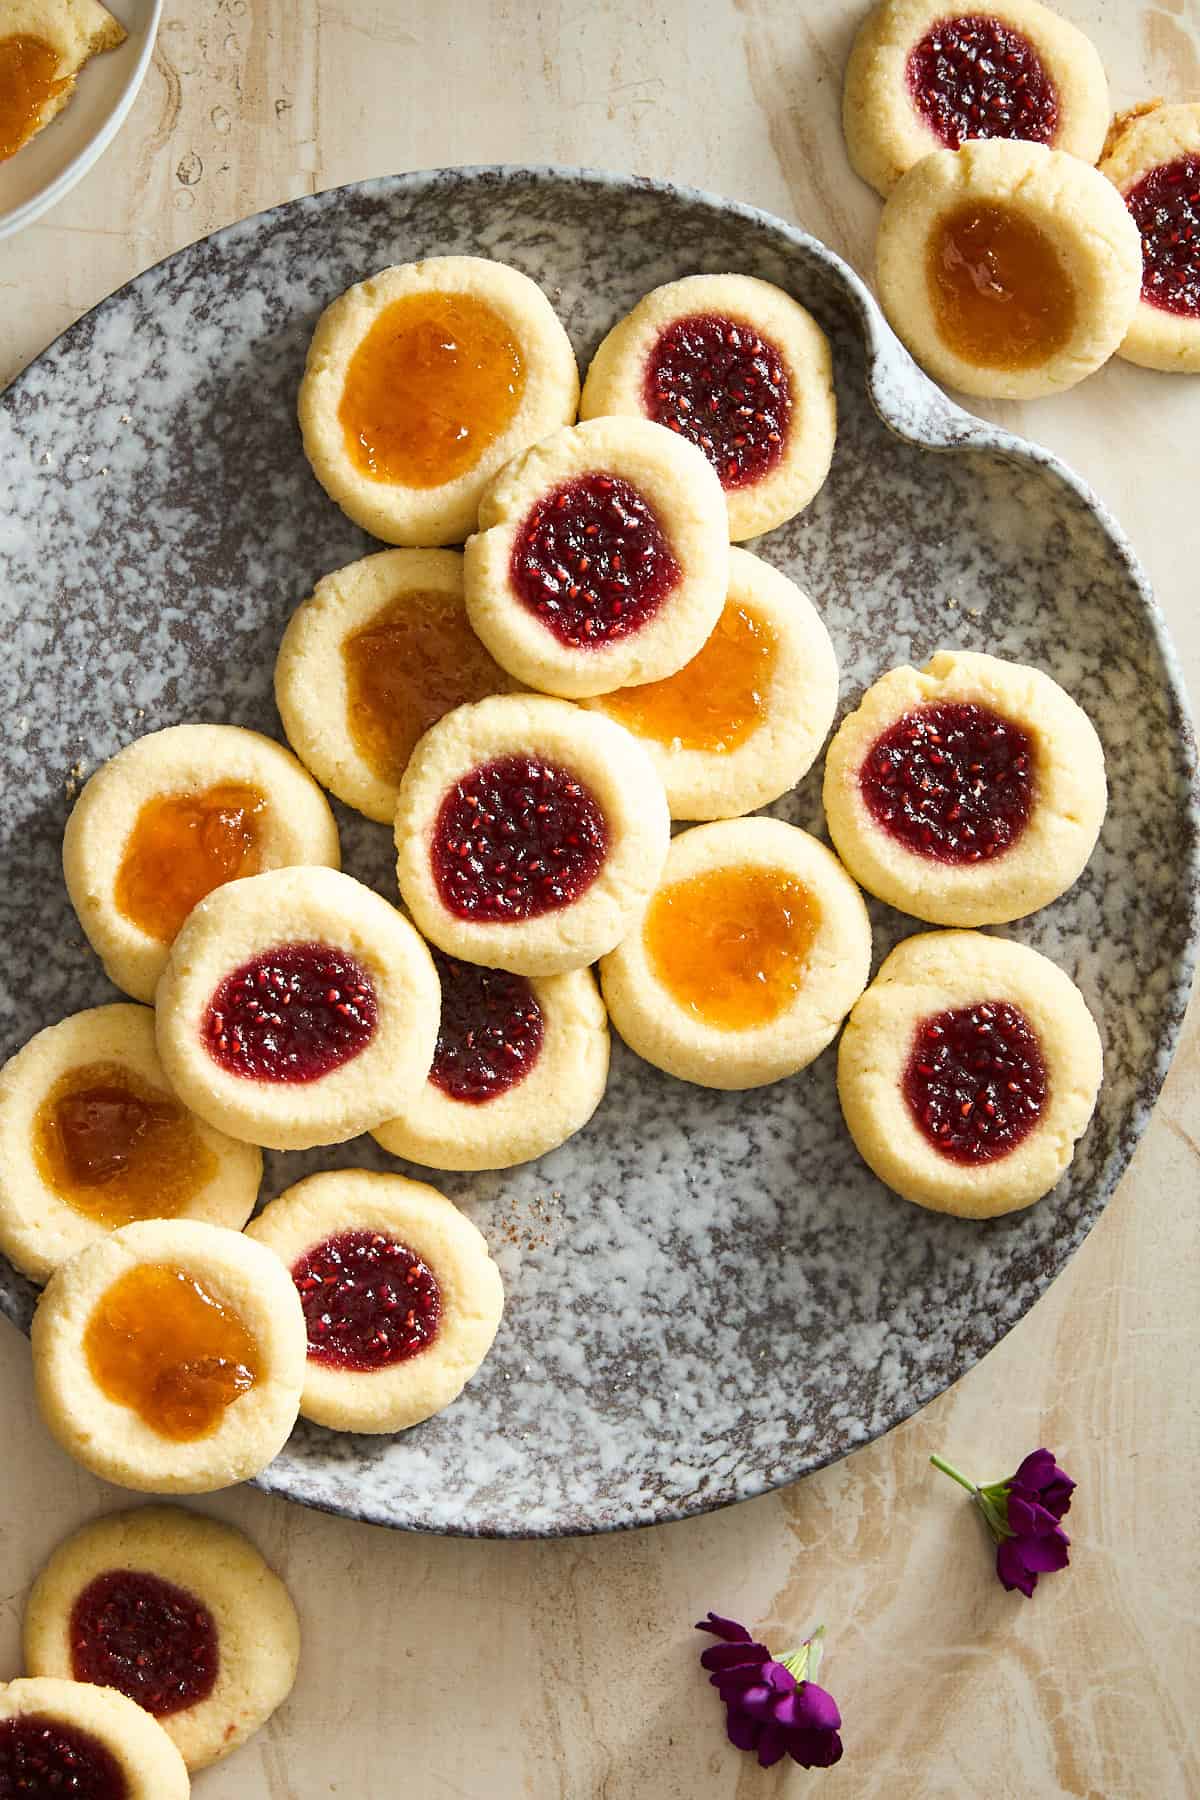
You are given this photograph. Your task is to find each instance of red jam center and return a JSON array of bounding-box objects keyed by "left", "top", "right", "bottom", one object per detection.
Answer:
[
  {"left": 1125, "top": 154, "right": 1200, "bottom": 318},
  {"left": 70, "top": 1570, "right": 219, "bottom": 1717},
  {"left": 642, "top": 312, "right": 791, "bottom": 489},
  {"left": 509, "top": 473, "right": 681, "bottom": 648},
  {"left": 0, "top": 1715, "right": 127, "bottom": 1800},
  {"left": 202, "top": 942, "right": 378, "bottom": 1082},
  {"left": 429, "top": 950, "right": 544, "bottom": 1103},
  {"left": 293, "top": 1230, "right": 441, "bottom": 1370},
  {"left": 860, "top": 701, "right": 1034, "bottom": 864},
  {"left": 432, "top": 755, "right": 608, "bottom": 922},
  {"left": 906, "top": 15, "right": 1059, "bottom": 150},
  {"left": 904, "top": 1000, "right": 1047, "bottom": 1163}
]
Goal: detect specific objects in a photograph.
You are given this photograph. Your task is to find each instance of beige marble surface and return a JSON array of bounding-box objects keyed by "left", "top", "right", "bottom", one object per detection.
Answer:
[{"left": 1, "top": 3, "right": 1198, "bottom": 1795}]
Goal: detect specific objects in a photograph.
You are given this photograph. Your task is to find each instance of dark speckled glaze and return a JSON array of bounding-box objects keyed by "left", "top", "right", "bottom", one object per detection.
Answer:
[{"left": 0, "top": 167, "right": 1196, "bottom": 1537}]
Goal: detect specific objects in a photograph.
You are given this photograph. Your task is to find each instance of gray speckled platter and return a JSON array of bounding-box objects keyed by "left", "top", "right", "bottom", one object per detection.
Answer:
[{"left": 0, "top": 167, "right": 1196, "bottom": 1537}]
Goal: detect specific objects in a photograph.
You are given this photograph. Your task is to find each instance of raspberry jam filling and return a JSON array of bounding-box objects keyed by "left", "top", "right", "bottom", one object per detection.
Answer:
[
  {"left": 203, "top": 942, "right": 378, "bottom": 1082},
  {"left": 0, "top": 35, "right": 68, "bottom": 163},
  {"left": 429, "top": 951, "right": 544, "bottom": 1103},
  {"left": 71, "top": 1570, "right": 219, "bottom": 1717},
  {"left": 906, "top": 15, "right": 1059, "bottom": 150},
  {"left": 83, "top": 1263, "right": 260, "bottom": 1442},
  {"left": 860, "top": 701, "right": 1034, "bottom": 863},
  {"left": 644, "top": 864, "right": 821, "bottom": 1031},
  {"left": 343, "top": 589, "right": 509, "bottom": 787},
  {"left": 904, "top": 1000, "right": 1047, "bottom": 1163},
  {"left": 114, "top": 782, "right": 267, "bottom": 945},
  {"left": 293, "top": 1230, "right": 441, "bottom": 1371},
  {"left": 1125, "top": 154, "right": 1200, "bottom": 319},
  {"left": 928, "top": 202, "right": 1076, "bottom": 370},
  {"left": 0, "top": 1715, "right": 127, "bottom": 1800},
  {"left": 509, "top": 474, "right": 681, "bottom": 649},
  {"left": 432, "top": 755, "right": 608, "bottom": 922},
  {"left": 33, "top": 1061, "right": 216, "bottom": 1228},
  {"left": 642, "top": 312, "right": 791, "bottom": 489},
  {"left": 596, "top": 600, "right": 777, "bottom": 754},
  {"left": 339, "top": 290, "right": 525, "bottom": 488}
]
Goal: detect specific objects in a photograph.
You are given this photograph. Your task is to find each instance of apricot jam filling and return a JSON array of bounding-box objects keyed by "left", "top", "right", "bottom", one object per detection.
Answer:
[
  {"left": 83, "top": 1263, "right": 260, "bottom": 1441},
  {"left": 0, "top": 35, "right": 67, "bottom": 162},
  {"left": 927, "top": 201, "right": 1076, "bottom": 370},
  {"left": 339, "top": 291, "right": 525, "bottom": 487},
  {"left": 33, "top": 1060, "right": 216, "bottom": 1226},
  {"left": 595, "top": 601, "right": 776, "bottom": 753},
  {"left": 644, "top": 864, "right": 821, "bottom": 1030},
  {"left": 115, "top": 783, "right": 267, "bottom": 944},
  {"left": 343, "top": 590, "right": 508, "bottom": 786},
  {"left": 71, "top": 1569, "right": 219, "bottom": 1716}
]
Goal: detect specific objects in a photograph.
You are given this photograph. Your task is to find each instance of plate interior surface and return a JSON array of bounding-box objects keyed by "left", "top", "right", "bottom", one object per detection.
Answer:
[{"left": 0, "top": 168, "right": 1195, "bottom": 1535}]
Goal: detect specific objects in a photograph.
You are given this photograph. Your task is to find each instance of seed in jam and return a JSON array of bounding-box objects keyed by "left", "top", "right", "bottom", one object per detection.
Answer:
[
  {"left": 1124, "top": 154, "right": 1200, "bottom": 319},
  {"left": 339, "top": 291, "right": 525, "bottom": 488},
  {"left": 644, "top": 864, "right": 821, "bottom": 1031},
  {"left": 343, "top": 589, "right": 508, "bottom": 787},
  {"left": 202, "top": 942, "right": 378, "bottom": 1083},
  {"left": 927, "top": 201, "right": 1076, "bottom": 370},
  {"left": 71, "top": 1570, "right": 219, "bottom": 1717},
  {"left": 292, "top": 1230, "right": 441, "bottom": 1370},
  {"left": 83, "top": 1263, "right": 260, "bottom": 1441},
  {"left": 432, "top": 755, "right": 608, "bottom": 922},
  {"left": 594, "top": 601, "right": 776, "bottom": 753},
  {"left": 904, "top": 1000, "right": 1047, "bottom": 1162},
  {"left": 642, "top": 313, "right": 792, "bottom": 489},
  {"left": 115, "top": 783, "right": 267, "bottom": 944},
  {"left": 860, "top": 701, "right": 1034, "bottom": 863},
  {"left": 509, "top": 473, "right": 681, "bottom": 649},
  {"left": 33, "top": 1060, "right": 216, "bottom": 1227},
  {"left": 0, "top": 1714, "right": 127, "bottom": 1800},
  {"left": 906, "top": 15, "right": 1059, "bottom": 150},
  {"left": 428, "top": 950, "right": 544, "bottom": 1103},
  {"left": 0, "top": 35, "right": 67, "bottom": 162}
]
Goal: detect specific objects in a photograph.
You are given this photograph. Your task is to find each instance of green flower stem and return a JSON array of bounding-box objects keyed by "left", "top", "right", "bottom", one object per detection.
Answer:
[
  {"left": 778, "top": 1626, "right": 825, "bottom": 1687},
  {"left": 929, "top": 1453, "right": 978, "bottom": 1494}
]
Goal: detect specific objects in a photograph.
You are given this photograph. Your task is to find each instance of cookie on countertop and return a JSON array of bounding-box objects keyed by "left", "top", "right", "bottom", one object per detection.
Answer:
[
  {"left": 0, "top": 1675, "right": 188, "bottom": 1799},
  {"left": 1100, "top": 101, "right": 1200, "bottom": 373}
]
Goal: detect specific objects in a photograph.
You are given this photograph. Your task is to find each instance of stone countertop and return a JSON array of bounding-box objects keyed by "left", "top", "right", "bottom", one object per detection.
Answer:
[{"left": 0, "top": 3, "right": 1196, "bottom": 1795}]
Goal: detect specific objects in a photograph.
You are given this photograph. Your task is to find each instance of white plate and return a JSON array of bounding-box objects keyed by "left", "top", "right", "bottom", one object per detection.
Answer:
[{"left": 0, "top": 0, "right": 162, "bottom": 242}]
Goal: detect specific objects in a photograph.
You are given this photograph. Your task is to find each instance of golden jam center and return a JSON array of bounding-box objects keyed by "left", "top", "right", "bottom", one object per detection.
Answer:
[
  {"left": 927, "top": 200, "right": 1077, "bottom": 370},
  {"left": 83, "top": 1263, "right": 260, "bottom": 1441},
  {"left": 343, "top": 590, "right": 508, "bottom": 786},
  {"left": 595, "top": 602, "right": 777, "bottom": 754},
  {"left": 338, "top": 291, "right": 526, "bottom": 488},
  {"left": 33, "top": 1061, "right": 216, "bottom": 1227},
  {"left": 644, "top": 863, "right": 821, "bottom": 1030},
  {"left": 0, "top": 35, "right": 66, "bottom": 162},
  {"left": 114, "top": 782, "right": 268, "bottom": 944}
]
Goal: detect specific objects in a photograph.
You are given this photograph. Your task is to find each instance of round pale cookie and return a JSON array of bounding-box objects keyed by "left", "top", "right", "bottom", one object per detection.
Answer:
[
  {"left": 464, "top": 416, "right": 728, "bottom": 697},
  {"left": 372, "top": 957, "right": 609, "bottom": 1171},
  {"left": 0, "top": 1675, "right": 189, "bottom": 1800},
  {"left": 299, "top": 255, "right": 579, "bottom": 546},
  {"left": 578, "top": 273, "right": 836, "bottom": 540},
  {"left": 32, "top": 1218, "right": 307, "bottom": 1494},
  {"left": 1099, "top": 102, "right": 1200, "bottom": 372},
  {"left": 599, "top": 817, "right": 872, "bottom": 1090},
  {"left": 844, "top": 0, "right": 1109, "bottom": 199},
  {"left": 63, "top": 724, "right": 340, "bottom": 1004},
  {"left": 155, "top": 867, "right": 440, "bottom": 1152},
  {"left": 0, "top": 3, "right": 127, "bottom": 154},
  {"left": 394, "top": 694, "right": 671, "bottom": 975},
  {"left": 0, "top": 1004, "right": 261, "bottom": 1286},
  {"left": 582, "top": 546, "right": 838, "bottom": 820},
  {"left": 245, "top": 1170, "right": 504, "bottom": 1434},
  {"left": 275, "top": 547, "right": 516, "bottom": 824},
  {"left": 23, "top": 1507, "right": 298, "bottom": 1772},
  {"left": 823, "top": 649, "right": 1106, "bottom": 926},
  {"left": 838, "top": 930, "right": 1102, "bottom": 1217},
  {"left": 876, "top": 139, "right": 1142, "bottom": 399}
]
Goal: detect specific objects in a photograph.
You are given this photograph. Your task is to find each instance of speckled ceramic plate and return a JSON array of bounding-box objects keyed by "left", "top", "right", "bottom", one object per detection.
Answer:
[{"left": 0, "top": 167, "right": 1196, "bottom": 1537}]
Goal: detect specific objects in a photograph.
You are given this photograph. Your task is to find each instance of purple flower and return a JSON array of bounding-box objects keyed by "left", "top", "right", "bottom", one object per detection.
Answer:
[
  {"left": 931, "top": 1446, "right": 1075, "bottom": 1598},
  {"left": 695, "top": 1612, "right": 843, "bottom": 1769}
]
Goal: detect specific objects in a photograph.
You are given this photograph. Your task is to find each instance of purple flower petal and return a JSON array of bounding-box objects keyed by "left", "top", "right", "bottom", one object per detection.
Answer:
[
  {"left": 788, "top": 1681, "right": 843, "bottom": 1732},
  {"left": 738, "top": 1685, "right": 782, "bottom": 1723},
  {"left": 700, "top": 1641, "right": 770, "bottom": 1674},
  {"left": 787, "top": 1727, "right": 845, "bottom": 1769},
  {"left": 711, "top": 1664, "right": 773, "bottom": 1695},
  {"left": 759, "top": 1660, "right": 797, "bottom": 1694},
  {"left": 755, "top": 1724, "right": 788, "bottom": 1769},
  {"left": 996, "top": 1537, "right": 1037, "bottom": 1597},
  {"left": 1015, "top": 1530, "right": 1070, "bottom": 1574},
  {"left": 695, "top": 1612, "right": 754, "bottom": 1643},
  {"left": 725, "top": 1709, "right": 759, "bottom": 1754},
  {"left": 1007, "top": 1493, "right": 1059, "bottom": 1538},
  {"left": 1013, "top": 1449, "right": 1076, "bottom": 1519}
]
